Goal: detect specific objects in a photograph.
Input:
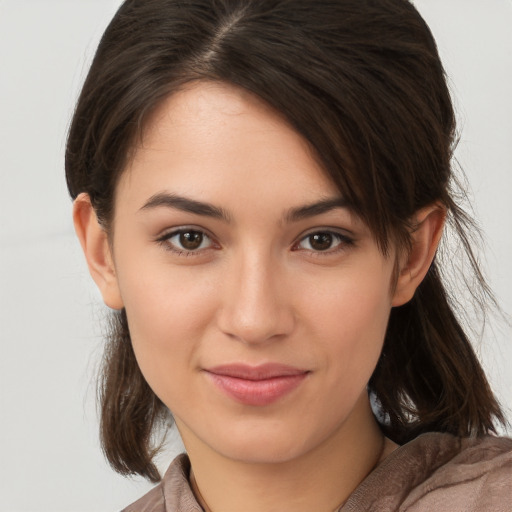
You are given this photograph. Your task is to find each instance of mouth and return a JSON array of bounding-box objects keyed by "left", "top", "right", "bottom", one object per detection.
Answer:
[{"left": 203, "top": 363, "right": 310, "bottom": 406}]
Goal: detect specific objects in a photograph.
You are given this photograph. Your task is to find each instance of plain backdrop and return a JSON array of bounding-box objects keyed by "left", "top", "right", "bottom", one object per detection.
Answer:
[{"left": 0, "top": 1, "right": 511, "bottom": 510}]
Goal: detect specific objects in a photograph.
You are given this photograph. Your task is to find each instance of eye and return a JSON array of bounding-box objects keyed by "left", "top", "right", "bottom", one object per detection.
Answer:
[
  {"left": 157, "top": 228, "right": 215, "bottom": 253},
  {"left": 295, "top": 231, "right": 353, "bottom": 253}
]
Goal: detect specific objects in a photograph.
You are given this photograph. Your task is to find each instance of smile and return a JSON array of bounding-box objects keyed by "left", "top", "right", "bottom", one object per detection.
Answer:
[{"left": 204, "top": 364, "right": 310, "bottom": 406}]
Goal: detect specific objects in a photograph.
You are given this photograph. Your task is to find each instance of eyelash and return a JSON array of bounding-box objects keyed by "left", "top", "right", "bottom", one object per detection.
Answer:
[
  {"left": 292, "top": 230, "right": 355, "bottom": 256},
  {"left": 156, "top": 228, "right": 217, "bottom": 257},
  {"left": 155, "top": 228, "right": 355, "bottom": 257}
]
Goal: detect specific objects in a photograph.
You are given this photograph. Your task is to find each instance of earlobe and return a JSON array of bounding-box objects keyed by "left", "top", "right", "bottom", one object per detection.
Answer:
[
  {"left": 392, "top": 204, "right": 446, "bottom": 307},
  {"left": 73, "top": 193, "right": 124, "bottom": 310}
]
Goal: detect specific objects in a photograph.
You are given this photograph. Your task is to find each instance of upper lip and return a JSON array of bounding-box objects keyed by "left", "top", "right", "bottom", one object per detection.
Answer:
[{"left": 205, "top": 363, "right": 309, "bottom": 380}]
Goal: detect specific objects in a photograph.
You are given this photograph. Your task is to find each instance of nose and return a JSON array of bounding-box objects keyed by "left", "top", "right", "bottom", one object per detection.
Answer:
[{"left": 216, "top": 249, "right": 295, "bottom": 345}]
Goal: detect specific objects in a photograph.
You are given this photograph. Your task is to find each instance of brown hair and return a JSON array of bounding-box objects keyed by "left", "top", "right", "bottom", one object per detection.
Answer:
[{"left": 66, "top": 0, "right": 505, "bottom": 482}]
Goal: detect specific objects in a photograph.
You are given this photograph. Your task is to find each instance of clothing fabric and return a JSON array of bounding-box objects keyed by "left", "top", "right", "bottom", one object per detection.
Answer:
[{"left": 121, "top": 432, "right": 512, "bottom": 512}]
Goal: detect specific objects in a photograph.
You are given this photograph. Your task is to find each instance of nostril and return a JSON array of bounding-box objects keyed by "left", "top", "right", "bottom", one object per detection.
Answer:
[{"left": 217, "top": 297, "right": 295, "bottom": 345}]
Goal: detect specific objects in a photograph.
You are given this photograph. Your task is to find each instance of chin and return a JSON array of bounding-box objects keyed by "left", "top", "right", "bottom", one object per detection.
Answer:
[{"left": 202, "top": 416, "right": 335, "bottom": 465}]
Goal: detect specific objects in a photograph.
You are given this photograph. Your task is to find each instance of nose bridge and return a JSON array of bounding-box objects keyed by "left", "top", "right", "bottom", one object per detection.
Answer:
[{"left": 218, "top": 244, "right": 293, "bottom": 344}]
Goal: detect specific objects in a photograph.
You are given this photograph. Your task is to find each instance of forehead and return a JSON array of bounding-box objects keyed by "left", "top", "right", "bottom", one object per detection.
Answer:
[{"left": 118, "top": 81, "right": 340, "bottom": 211}]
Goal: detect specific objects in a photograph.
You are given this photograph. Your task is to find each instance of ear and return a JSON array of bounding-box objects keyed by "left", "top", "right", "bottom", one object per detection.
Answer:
[
  {"left": 392, "top": 203, "right": 446, "bottom": 307},
  {"left": 73, "top": 193, "right": 124, "bottom": 310}
]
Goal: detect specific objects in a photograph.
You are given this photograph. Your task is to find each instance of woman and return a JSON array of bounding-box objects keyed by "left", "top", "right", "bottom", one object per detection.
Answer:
[{"left": 66, "top": 0, "right": 511, "bottom": 510}]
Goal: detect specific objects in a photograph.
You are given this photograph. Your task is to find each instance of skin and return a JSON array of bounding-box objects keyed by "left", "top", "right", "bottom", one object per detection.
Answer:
[{"left": 74, "top": 81, "right": 445, "bottom": 512}]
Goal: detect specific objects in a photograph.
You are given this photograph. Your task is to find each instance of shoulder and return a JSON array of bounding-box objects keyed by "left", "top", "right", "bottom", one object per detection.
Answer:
[
  {"left": 342, "top": 432, "right": 512, "bottom": 512},
  {"left": 402, "top": 434, "right": 512, "bottom": 512},
  {"left": 121, "top": 483, "right": 165, "bottom": 512},
  {"left": 121, "top": 453, "right": 202, "bottom": 512}
]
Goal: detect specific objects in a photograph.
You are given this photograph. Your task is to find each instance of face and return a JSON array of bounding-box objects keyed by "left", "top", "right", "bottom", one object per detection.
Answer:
[{"left": 108, "top": 81, "right": 397, "bottom": 464}]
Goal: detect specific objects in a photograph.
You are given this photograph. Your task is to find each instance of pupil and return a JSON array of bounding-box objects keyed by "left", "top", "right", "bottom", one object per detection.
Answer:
[
  {"left": 310, "top": 233, "right": 332, "bottom": 251},
  {"left": 180, "top": 231, "right": 203, "bottom": 250}
]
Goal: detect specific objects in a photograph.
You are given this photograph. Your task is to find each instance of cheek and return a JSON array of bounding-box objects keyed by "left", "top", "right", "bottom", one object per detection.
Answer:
[
  {"left": 115, "top": 260, "right": 219, "bottom": 395},
  {"left": 302, "top": 263, "right": 392, "bottom": 381}
]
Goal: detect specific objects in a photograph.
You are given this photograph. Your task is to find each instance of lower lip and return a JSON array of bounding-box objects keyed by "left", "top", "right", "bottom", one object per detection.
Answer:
[{"left": 205, "top": 372, "right": 308, "bottom": 406}]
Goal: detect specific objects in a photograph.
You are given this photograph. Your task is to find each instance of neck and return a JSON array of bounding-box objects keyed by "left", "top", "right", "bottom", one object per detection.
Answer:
[{"left": 182, "top": 394, "right": 389, "bottom": 512}]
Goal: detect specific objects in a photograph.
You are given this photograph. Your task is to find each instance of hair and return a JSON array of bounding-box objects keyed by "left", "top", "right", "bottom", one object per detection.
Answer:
[{"left": 66, "top": 0, "right": 505, "bottom": 482}]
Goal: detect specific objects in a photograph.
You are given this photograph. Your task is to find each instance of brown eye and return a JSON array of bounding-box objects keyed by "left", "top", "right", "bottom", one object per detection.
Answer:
[
  {"left": 180, "top": 231, "right": 204, "bottom": 250},
  {"left": 295, "top": 231, "right": 352, "bottom": 253},
  {"left": 308, "top": 233, "right": 334, "bottom": 251},
  {"left": 159, "top": 229, "right": 214, "bottom": 253}
]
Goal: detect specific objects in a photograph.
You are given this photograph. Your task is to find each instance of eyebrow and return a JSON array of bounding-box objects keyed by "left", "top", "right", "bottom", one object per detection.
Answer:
[
  {"left": 139, "top": 192, "right": 231, "bottom": 222},
  {"left": 139, "top": 192, "right": 349, "bottom": 223},
  {"left": 284, "top": 197, "right": 350, "bottom": 223}
]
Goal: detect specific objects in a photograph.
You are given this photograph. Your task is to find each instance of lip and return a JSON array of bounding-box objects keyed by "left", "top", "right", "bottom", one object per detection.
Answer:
[{"left": 204, "top": 364, "right": 310, "bottom": 406}]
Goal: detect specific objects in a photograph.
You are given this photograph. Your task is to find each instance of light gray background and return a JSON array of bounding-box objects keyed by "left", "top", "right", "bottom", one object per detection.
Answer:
[{"left": 0, "top": 1, "right": 510, "bottom": 510}]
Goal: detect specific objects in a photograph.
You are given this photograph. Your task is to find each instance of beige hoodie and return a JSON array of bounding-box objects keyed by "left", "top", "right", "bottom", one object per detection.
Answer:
[{"left": 122, "top": 433, "right": 512, "bottom": 512}]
